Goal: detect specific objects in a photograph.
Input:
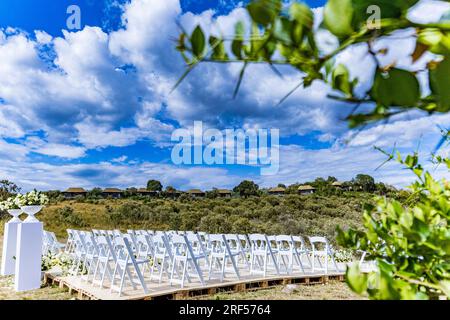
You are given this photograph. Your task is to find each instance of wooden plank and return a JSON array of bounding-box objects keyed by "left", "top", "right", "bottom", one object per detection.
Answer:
[{"left": 43, "top": 269, "right": 347, "bottom": 300}]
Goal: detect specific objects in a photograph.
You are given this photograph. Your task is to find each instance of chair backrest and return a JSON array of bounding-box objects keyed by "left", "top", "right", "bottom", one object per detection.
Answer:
[
  {"left": 308, "top": 236, "right": 329, "bottom": 252},
  {"left": 171, "top": 234, "right": 189, "bottom": 257},
  {"left": 266, "top": 235, "right": 278, "bottom": 249},
  {"left": 291, "top": 235, "right": 306, "bottom": 250},
  {"left": 135, "top": 234, "right": 153, "bottom": 257},
  {"left": 237, "top": 234, "right": 250, "bottom": 250},
  {"left": 276, "top": 235, "right": 294, "bottom": 250},
  {"left": 153, "top": 232, "right": 172, "bottom": 258},
  {"left": 113, "top": 236, "right": 134, "bottom": 261},
  {"left": 248, "top": 234, "right": 268, "bottom": 251},
  {"left": 95, "top": 235, "right": 113, "bottom": 259},
  {"left": 208, "top": 234, "right": 227, "bottom": 254}
]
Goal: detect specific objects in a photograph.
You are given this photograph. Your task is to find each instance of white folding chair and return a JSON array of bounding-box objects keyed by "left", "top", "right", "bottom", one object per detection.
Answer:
[
  {"left": 186, "top": 233, "right": 209, "bottom": 266},
  {"left": 169, "top": 234, "right": 205, "bottom": 288},
  {"left": 69, "top": 230, "right": 89, "bottom": 276},
  {"left": 110, "top": 236, "right": 149, "bottom": 296},
  {"left": 291, "top": 235, "right": 311, "bottom": 270},
  {"left": 249, "top": 234, "right": 280, "bottom": 277},
  {"left": 149, "top": 233, "right": 173, "bottom": 284},
  {"left": 92, "top": 234, "right": 116, "bottom": 288},
  {"left": 207, "top": 234, "right": 241, "bottom": 282},
  {"left": 308, "top": 236, "right": 339, "bottom": 274},
  {"left": 275, "top": 235, "right": 299, "bottom": 274},
  {"left": 80, "top": 232, "right": 100, "bottom": 282}
]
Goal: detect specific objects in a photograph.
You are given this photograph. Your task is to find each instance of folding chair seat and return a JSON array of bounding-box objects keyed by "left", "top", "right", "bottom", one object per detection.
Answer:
[
  {"left": 308, "top": 236, "right": 339, "bottom": 274},
  {"left": 207, "top": 234, "right": 240, "bottom": 282},
  {"left": 110, "top": 236, "right": 149, "bottom": 296},
  {"left": 169, "top": 234, "right": 205, "bottom": 288}
]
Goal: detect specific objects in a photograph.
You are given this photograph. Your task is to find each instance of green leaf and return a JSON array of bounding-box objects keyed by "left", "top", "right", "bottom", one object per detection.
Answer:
[
  {"left": 273, "top": 17, "right": 293, "bottom": 45},
  {"left": 232, "top": 40, "right": 243, "bottom": 59},
  {"left": 418, "top": 29, "right": 450, "bottom": 55},
  {"left": 209, "top": 36, "right": 228, "bottom": 60},
  {"left": 332, "top": 64, "right": 353, "bottom": 96},
  {"left": 247, "top": 0, "right": 282, "bottom": 26},
  {"left": 371, "top": 69, "right": 420, "bottom": 107},
  {"left": 429, "top": 56, "right": 450, "bottom": 111},
  {"left": 190, "top": 26, "right": 206, "bottom": 57},
  {"left": 289, "top": 3, "right": 314, "bottom": 29},
  {"left": 346, "top": 263, "right": 368, "bottom": 294},
  {"left": 323, "top": 0, "right": 354, "bottom": 38}
]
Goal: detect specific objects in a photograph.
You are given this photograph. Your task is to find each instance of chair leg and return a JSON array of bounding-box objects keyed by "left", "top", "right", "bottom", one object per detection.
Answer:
[{"left": 118, "top": 264, "right": 127, "bottom": 297}]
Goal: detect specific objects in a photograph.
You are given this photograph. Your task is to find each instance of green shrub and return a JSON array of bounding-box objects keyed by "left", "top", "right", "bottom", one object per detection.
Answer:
[{"left": 56, "top": 206, "right": 86, "bottom": 227}]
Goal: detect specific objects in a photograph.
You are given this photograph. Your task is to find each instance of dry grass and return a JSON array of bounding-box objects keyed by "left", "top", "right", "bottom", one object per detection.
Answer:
[{"left": 195, "top": 282, "right": 366, "bottom": 300}]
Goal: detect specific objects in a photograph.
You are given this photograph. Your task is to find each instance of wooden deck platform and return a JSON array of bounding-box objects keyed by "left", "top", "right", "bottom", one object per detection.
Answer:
[{"left": 43, "top": 267, "right": 348, "bottom": 300}]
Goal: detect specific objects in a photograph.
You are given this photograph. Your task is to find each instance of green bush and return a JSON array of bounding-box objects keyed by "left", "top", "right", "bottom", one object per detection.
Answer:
[
  {"left": 338, "top": 153, "right": 450, "bottom": 300},
  {"left": 56, "top": 206, "right": 86, "bottom": 228}
]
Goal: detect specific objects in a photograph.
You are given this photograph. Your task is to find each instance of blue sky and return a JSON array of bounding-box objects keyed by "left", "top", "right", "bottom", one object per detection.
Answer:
[{"left": 0, "top": 0, "right": 448, "bottom": 191}]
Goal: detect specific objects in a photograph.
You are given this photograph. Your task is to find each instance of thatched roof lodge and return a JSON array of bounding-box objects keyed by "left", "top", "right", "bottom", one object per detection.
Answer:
[
  {"left": 62, "top": 187, "right": 87, "bottom": 199},
  {"left": 102, "top": 188, "right": 123, "bottom": 198},
  {"left": 298, "top": 185, "right": 316, "bottom": 195},
  {"left": 216, "top": 189, "right": 232, "bottom": 198},
  {"left": 332, "top": 181, "right": 350, "bottom": 191},
  {"left": 187, "top": 189, "right": 206, "bottom": 198},
  {"left": 136, "top": 188, "right": 158, "bottom": 197},
  {"left": 268, "top": 187, "right": 286, "bottom": 196}
]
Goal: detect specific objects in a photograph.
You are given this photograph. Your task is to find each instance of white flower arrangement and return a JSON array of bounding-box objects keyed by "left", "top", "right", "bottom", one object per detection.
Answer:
[
  {"left": 14, "top": 190, "right": 49, "bottom": 207},
  {"left": 0, "top": 196, "right": 21, "bottom": 211}
]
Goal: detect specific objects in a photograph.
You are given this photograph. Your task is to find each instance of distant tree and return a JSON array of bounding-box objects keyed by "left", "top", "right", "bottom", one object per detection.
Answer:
[
  {"left": 44, "top": 190, "right": 62, "bottom": 200},
  {"left": 147, "top": 180, "right": 163, "bottom": 192},
  {"left": 0, "top": 180, "right": 20, "bottom": 200},
  {"left": 285, "top": 183, "right": 300, "bottom": 194},
  {"left": 327, "top": 176, "right": 338, "bottom": 184},
  {"left": 353, "top": 174, "right": 376, "bottom": 192},
  {"left": 233, "top": 180, "right": 260, "bottom": 198},
  {"left": 87, "top": 188, "right": 103, "bottom": 199},
  {"left": 122, "top": 187, "right": 137, "bottom": 198},
  {"left": 277, "top": 183, "right": 287, "bottom": 189},
  {"left": 206, "top": 188, "right": 220, "bottom": 199},
  {"left": 165, "top": 186, "right": 176, "bottom": 192}
]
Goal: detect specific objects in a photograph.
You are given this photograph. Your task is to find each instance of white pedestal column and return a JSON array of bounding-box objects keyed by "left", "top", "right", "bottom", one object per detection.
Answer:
[
  {"left": 1, "top": 213, "right": 21, "bottom": 276},
  {"left": 14, "top": 220, "right": 43, "bottom": 292}
]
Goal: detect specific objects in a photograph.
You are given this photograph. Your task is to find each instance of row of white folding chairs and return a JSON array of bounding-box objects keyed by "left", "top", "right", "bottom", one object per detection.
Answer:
[{"left": 65, "top": 229, "right": 340, "bottom": 296}]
